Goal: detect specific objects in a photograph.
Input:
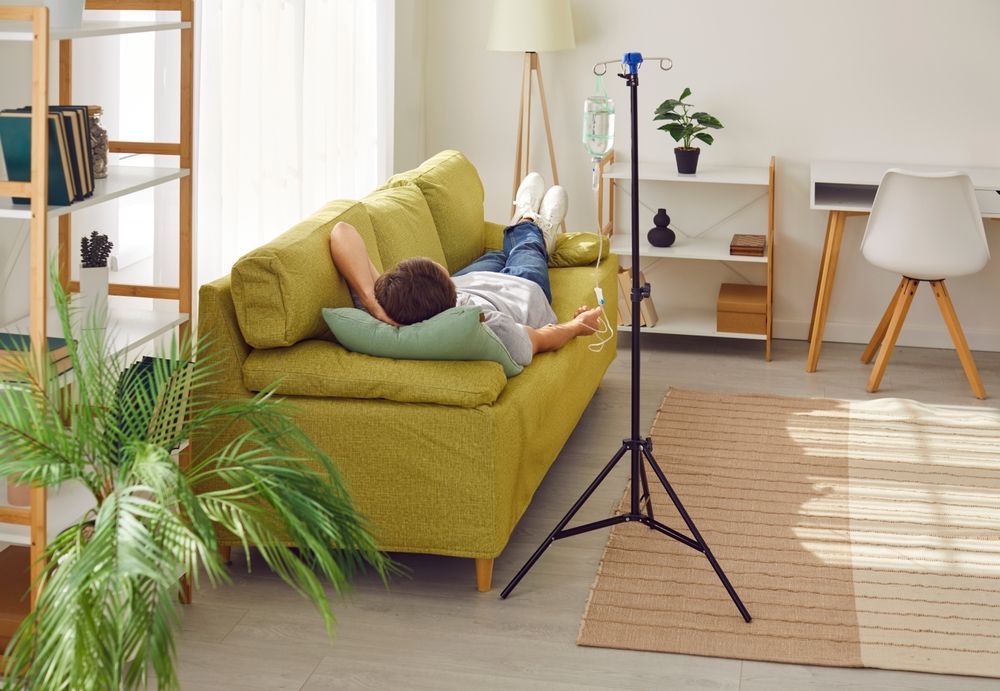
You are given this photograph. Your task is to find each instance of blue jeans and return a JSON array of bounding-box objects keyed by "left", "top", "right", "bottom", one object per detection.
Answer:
[{"left": 453, "top": 221, "right": 552, "bottom": 302}]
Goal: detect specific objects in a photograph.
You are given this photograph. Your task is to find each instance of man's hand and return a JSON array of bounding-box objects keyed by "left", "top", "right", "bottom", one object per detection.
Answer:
[
  {"left": 526, "top": 304, "right": 606, "bottom": 355},
  {"left": 364, "top": 295, "right": 400, "bottom": 327},
  {"left": 571, "top": 305, "right": 604, "bottom": 335}
]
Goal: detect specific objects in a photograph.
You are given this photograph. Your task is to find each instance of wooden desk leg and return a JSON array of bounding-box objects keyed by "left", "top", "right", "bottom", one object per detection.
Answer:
[
  {"left": 931, "top": 280, "right": 987, "bottom": 399},
  {"left": 808, "top": 212, "right": 835, "bottom": 338},
  {"left": 806, "top": 211, "right": 846, "bottom": 372}
]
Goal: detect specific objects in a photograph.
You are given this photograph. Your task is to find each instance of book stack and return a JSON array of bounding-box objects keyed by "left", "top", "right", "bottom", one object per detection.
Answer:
[
  {"left": 0, "top": 333, "right": 73, "bottom": 379},
  {"left": 0, "top": 106, "right": 96, "bottom": 207},
  {"left": 616, "top": 269, "right": 658, "bottom": 327},
  {"left": 729, "top": 233, "right": 766, "bottom": 257}
]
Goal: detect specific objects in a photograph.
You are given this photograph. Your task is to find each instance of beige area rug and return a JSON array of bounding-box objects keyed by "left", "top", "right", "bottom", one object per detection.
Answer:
[{"left": 577, "top": 389, "right": 1000, "bottom": 677}]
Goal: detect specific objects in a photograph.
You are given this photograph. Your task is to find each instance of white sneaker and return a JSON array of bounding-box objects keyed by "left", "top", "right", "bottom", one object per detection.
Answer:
[
  {"left": 536, "top": 185, "right": 568, "bottom": 253},
  {"left": 510, "top": 172, "right": 545, "bottom": 225}
]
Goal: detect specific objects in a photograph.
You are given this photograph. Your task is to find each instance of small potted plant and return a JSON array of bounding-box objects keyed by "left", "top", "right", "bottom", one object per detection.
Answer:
[
  {"left": 79, "top": 230, "right": 113, "bottom": 327},
  {"left": 654, "top": 87, "right": 724, "bottom": 175}
]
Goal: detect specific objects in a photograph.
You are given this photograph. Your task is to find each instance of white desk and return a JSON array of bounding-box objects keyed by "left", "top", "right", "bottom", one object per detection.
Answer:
[{"left": 806, "top": 160, "right": 1000, "bottom": 372}]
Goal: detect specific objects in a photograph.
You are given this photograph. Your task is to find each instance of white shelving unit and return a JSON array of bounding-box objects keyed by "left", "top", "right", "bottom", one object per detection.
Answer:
[
  {"left": 0, "top": 2, "right": 195, "bottom": 656},
  {"left": 599, "top": 156, "right": 777, "bottom": 359},
  {"left": 0, "top": 165, "right": 189, "bottom": 219}
]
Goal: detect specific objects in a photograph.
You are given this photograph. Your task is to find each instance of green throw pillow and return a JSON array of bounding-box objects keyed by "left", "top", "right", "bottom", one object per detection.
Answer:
[
  {"left": 321, "top": 305, "right": 524, "bottom": 378},
  {"left": 549, "top": 233, "right": 611, "bottom": 268}
]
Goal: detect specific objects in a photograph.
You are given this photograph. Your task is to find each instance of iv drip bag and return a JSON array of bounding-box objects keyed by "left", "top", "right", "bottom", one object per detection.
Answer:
[{"left": 583, "top": 93, "right": 615, "bottom": 189}]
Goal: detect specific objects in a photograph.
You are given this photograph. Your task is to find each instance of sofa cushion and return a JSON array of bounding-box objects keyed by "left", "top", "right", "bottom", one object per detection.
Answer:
[
  {"left": 230, "top": 200, "right": 381, "bottom": 349},
  {"left": 322, "top": 305, "right": 523, "bottom": 378},
  {"left": 385, "top": 150, "right": 485, "bottom": 273},
  {"left": 550, "top": 233, "right": 611, "bottom": 268},
  {"left": 363, "top": 184, "right": 447, "bottom": 270},
  {"left": 241, "top": 339, "right": 506, "bottom": 408}
]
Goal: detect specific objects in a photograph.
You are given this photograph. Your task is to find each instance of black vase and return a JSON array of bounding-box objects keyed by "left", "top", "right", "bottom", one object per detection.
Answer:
[
  {"left": 647, "top": 226, "right": 676, "bottom": 247},
  {"left": 647, "top": 207, "right": 676, "bottom": 247},
  {"left": 674, "top": 147, "right": 700, "bottom": 175}
]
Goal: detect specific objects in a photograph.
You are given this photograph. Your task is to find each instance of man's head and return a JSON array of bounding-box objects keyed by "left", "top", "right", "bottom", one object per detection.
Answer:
[{"left": 374, "top": 257, "right": 456, "bottom": 325}]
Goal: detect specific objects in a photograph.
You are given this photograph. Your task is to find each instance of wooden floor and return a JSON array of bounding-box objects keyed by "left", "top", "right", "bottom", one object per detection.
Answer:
[{"left": 177, "top": 336, "right": 1000, "bottom": 691}]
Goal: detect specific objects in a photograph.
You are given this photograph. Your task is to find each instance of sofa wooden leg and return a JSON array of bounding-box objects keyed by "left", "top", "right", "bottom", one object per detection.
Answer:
[
  {"left": 220, "top": 545, "right": 232, "bottom": 564},
  {"left": 475, "top": 558, "right": 494, "bottom": 592}
]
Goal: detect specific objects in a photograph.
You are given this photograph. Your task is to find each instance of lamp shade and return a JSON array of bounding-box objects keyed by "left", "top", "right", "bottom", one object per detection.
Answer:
[{"left": 488, "top": 0, "right": 576, "bottom": 52}]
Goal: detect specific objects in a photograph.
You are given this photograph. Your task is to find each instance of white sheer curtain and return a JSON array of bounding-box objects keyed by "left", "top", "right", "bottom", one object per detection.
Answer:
[{"left": 195, "top": 0, "right": 393, "bottom": 286}]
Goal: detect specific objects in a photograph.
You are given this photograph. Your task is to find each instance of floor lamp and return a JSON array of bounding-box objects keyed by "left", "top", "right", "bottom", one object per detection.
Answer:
[{"left": 488, "top": 0, "right": 575, "bottom": 208}]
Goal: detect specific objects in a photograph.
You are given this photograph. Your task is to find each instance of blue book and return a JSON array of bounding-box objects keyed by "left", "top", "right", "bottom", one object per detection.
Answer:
[{"left": 0, "top": 111, "right": 74, "bottom": 206}]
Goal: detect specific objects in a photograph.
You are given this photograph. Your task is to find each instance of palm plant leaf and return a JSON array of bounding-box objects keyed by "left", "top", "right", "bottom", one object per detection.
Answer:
[{"left": 1, "top": 264, "right": 391, "bottom": 690}]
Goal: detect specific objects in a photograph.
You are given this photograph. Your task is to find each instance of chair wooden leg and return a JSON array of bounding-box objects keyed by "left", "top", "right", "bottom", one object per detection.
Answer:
[
  {"left": 475, "top": 558, "right": 494, "bottom": 593},
  {"left": 862, "top": 277, "right": 907, "bottom": 364},
  {"left": 867, "top": 278, "right": 918, "bottom": 393},
  {"left": 931, "top": 280, "right": 987, "bottom": 399},
  {"left": 220, "top": 545, "right": 233, "bottom": 564}
]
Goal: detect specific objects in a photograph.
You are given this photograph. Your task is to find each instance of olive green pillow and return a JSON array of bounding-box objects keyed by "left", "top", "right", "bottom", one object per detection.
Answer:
[
  {"left": 549, "top": 233, "right": 611, "bottom": 268},
  {"left": 321, "top": 305, "right": 523, "bottom": 378}
]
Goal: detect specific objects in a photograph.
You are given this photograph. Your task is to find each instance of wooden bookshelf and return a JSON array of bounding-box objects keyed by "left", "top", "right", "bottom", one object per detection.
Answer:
[{"left": 0, "top": 1, "right": 195, "bottom": 670}]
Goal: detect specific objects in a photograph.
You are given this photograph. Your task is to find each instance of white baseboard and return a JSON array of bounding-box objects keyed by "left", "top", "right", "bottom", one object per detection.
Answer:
[{"left": 773, "top": 319, "right": 1000, "bottom": 353}]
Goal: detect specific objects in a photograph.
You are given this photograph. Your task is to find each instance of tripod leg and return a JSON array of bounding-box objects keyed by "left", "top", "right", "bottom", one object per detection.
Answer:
[
  {"left": 642, "top": 446, "right": 752, "bottom": 622},
  {"left": 639, "top": 459, "right": 654, "bottom": 525},
  {"left": 500, "top": 444, "right": 630, "bottom": 599}
]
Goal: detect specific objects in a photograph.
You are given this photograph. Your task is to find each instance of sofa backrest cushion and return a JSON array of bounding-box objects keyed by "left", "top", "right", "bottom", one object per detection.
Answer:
[
  {"left": 384, "top": 150, "right": 485, "bottom": 273},
  {"left": 363, "top": 184, "right": 448, "bottom": 270},
  {"left": 231, "top": 200, "right": 381, "bottom": 349}
]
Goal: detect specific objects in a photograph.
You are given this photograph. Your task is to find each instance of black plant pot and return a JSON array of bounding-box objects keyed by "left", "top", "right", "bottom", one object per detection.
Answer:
[{"left": 674, "top": 147, "right": 701, "bottom": 175}]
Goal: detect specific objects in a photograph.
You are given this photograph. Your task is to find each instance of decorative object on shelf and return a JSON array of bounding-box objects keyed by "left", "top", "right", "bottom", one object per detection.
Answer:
[
  {"left": 79, "top": 230, "right": 113, "bottom": 327},
  {"left": 0, "top": 271, "right": 391, "bottom": 691},
  {"left": 88, "top": 106, "right": 108, "bottom": 179},
  {"left": 717, "top": 283, "right": 767, "bottom": 335},
  {"left": 5, "top": 479, "right": 30, "bottom": 507},
  {"left": 45, "top": 0, "right": 86, "bottom": 29},
  {"left": 730, "top": 233, "right": 766, "bottom": 257},
  {"left": 647, "top": 207, "right": 676, "bottom": 247},
  {"left": 0, "top": 105, "right": 96, "bottom": 205},
  {"left": 488, "top": 0, "right": 575, "bottom": 207},
  {"left": 654, "top": 87, "right": 724, "bottom": 175},
  {"left": 1, "top": 332, "right": 72, "bottom": 380}
]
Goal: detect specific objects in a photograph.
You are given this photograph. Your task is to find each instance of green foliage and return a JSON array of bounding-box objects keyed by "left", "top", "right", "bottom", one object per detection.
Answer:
[
  {"left": 0, "top": 264, "right": 392, "bottom": 690},
  {"left": 654, "top": 87, "right": 724, "bottom": 149}
]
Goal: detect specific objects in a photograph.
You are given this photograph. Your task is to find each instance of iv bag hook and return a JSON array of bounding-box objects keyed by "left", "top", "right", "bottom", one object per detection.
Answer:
[{"left": 592, "top": 57, "right": 672, "bottom": 76}]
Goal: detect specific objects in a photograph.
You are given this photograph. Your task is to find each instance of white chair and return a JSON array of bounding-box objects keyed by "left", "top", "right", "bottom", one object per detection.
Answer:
[{"left": 860, "top": 169, "right": 990, "bottom": 399}]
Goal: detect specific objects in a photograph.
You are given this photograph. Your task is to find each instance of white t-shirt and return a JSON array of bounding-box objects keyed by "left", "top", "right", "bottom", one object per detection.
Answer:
[{"left": 453, "top": 272, "right": 557, "bottom": 366}]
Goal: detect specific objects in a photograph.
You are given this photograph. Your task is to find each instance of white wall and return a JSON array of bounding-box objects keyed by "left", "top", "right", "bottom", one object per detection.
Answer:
[
  {"left": 394, "top": 0, "right": 427, "bottom": 172},
  {"left": 418, "top": 0, "right": 1000, "bottom": 349}
]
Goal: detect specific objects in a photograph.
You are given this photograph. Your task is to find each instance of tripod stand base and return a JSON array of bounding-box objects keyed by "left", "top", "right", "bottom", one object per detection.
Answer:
[{"left": 500, "top": 439, "right": 752, "bottom": 624}]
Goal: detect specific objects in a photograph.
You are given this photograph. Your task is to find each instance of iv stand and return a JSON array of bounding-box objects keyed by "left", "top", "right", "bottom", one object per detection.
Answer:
[{"left": 500, "top": 52, "right": 752, "bottom": 624}]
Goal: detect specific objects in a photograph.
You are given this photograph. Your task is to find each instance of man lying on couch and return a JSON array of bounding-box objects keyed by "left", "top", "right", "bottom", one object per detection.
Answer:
[{"left": 328, "top": 173, "right": 605, "bottom": 366}]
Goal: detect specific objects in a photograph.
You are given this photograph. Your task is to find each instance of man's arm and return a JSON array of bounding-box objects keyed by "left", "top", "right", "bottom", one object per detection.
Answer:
[
  {"left": 525, "top": 305, "right": 604, "bottom": 355},
  {"left": 328, "top": 222, "right": 397, "bottom": 325}
]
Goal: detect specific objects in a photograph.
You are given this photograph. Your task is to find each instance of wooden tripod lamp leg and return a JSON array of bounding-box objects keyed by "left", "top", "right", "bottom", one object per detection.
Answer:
[{"left": 510, "top": 52, "right": 531, "bottom": 210}]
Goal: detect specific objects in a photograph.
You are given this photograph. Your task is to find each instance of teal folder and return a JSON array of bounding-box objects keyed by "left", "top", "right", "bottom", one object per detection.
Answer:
[{"left": 0, "top": 111, "right": 74, "bottom": 206}]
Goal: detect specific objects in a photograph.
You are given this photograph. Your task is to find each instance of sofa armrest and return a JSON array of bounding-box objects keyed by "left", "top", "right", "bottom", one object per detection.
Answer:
[
  {"left": 197, "top": 275, "right": 252, "bottom": 397},
  {"left": 484, "top": 221, "right": 505, "bottom": 251}
]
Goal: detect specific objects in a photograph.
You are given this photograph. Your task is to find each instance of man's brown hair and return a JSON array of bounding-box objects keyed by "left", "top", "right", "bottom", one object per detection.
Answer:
[{"left": 374, "top": 257, "right": 456, "bottom": 325}]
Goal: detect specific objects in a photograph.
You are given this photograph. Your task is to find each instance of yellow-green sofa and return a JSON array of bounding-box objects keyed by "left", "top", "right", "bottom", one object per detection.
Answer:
[{"left": 196, "top": 151, "right": 617, "bottom": 590}]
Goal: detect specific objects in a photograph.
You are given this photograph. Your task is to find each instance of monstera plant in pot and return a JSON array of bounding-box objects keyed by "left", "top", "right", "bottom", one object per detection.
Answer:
[
  {"left": 0, "top": 265, "right": 391, "bottom": 690},
  {"left": 654, "top": 87, "right": 724, "bottom": 175}
]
